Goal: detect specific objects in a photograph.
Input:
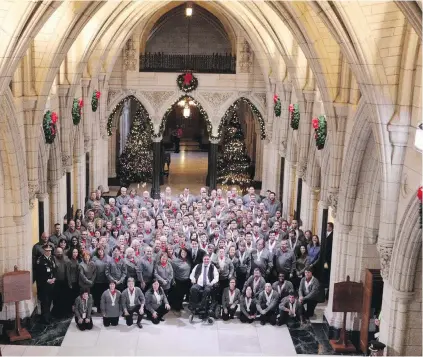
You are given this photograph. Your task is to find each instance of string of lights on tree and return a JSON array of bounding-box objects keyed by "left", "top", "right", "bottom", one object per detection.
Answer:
[
  {"left": 117, "top": 107, "right": 153, "bottom": 186},
  {"left": 43, "top": 110, "right": 58, "bottom": 144},
  {"left": 217, "top": 112, "right": 252, "bottom": 187},
  {"left": 107, "top": 95, "right": 153, "bottom": 136},
  {"left": 312, "top": 115, "right": 327, "bottom": 150},
  {"left": 218, "top": 97, "right": 266, "bottom": 140},
  {"left": 72, "top": 98, "right": 83, "bottom": 126},
  {"left": 289, "top": 103, "right": 300, "bottom": 130},
  {"left": 156, "top": 95, "right": 212, "bottom": 139}
]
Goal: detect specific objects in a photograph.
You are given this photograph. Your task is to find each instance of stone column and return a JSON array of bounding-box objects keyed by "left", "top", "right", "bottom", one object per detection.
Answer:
[
  {"left": 151, "top": 136, "right": 162, "bottom": 199},
  {"left": 208, "top": 138, "right": 219, "bottom": 190},
  {"left": 298, "top": 91, "right": 315, "bottom": 172},
  {"left": 48, "top": 180, "right": 61, "bottom": 229},
  {"left": 81, "top": 78, "right": 91, "bottom": 149},
  {"left": 36, "top": 193, "right": 49, "bottom": 237},
  {"left": 108, "top": 127, "right": 117, "bottom": 177}
]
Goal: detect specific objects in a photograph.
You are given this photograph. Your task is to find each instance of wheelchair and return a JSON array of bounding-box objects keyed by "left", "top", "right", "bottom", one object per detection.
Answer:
[{"left": 188, "top": 283, "right": 221, "bottom": 325}]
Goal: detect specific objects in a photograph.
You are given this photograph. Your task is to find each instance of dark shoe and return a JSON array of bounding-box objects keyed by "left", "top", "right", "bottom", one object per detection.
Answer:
[
  {"left": 137, "top": 322, "right": 143, "bottom": 329},
  {"left": 159, "top": 317, "right": 165, "bottom": 322},
  {"left": 277, "top": 320, "right": 283, "bottom": 326},
  {"left": 260, "top": 321, "right": 265, "bottom": 326}
]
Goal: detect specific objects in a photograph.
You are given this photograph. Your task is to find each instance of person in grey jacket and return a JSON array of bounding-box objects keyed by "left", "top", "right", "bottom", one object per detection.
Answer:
[
  {"left": 100, "top": 281, "right": 122, "bottom": 327},
  {"left": 106, "top": 246, "right": 127, "bottom": 291},
  {"left": 79, "top": 251, "right": 97, "bottom": 290},
  {"left": 272, "top": 272, "right": 294, "bottom": 302},
  {"left": 273, "top": 241, "right": 296, "bottom": 280},
  {"left": 145, "top": 280, "right": 170, "bottom": 324},
  {"left": 124, "top": 247, "right": 140, "bottom": 284},
  {"left": 169, "top": 248, "right": 191, "bottom": 312},
  {"left": 239, "top": 286, "right": 257, "bottom": 323},
  {"left": 298, "top": 268, "right": 320, "bottom": 319},
  {"left": 92, "top": 248, "right": 111, "bottom": 313},
  {"left": 250, "top": 239, "right": 273, "bottom": 280},
  {"left": 74, "top": 289, "right": 93, "bottom": 331},
  {"left": 212, "top": 247, "right": 234, "bottom": 301},
  {"left": 121, "top": 278, "right": 145, "bottom": 328},
  {"left": 221, "top": 278, "right": 241, "bottom": 321},
  {"left": 137, "top": 247, "right": 155, "bottom": 292},
  {"left": 242, "top": 268, "right": 265, "bottom": 299},
  {"left": 256, "top": 283, "right": 279, "bottom": 325},
  {"left": 234, "top": 242, "right": 251, "bottom": 291},
  {"left": 278, "top": 291, "right": 303, "bottom": 326},
  {"left": 154, "top": 253, "right": 174, "bottom": 294}
]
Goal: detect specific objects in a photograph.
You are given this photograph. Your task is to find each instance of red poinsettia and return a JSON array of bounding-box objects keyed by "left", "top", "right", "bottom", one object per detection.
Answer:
[
  {"left": 183, "top": 72, "right": 193, "bottom": 85},
  {"left": 289, "top": 104, "right": 294, "bottom": 113},
  {"left": 79, "top": 99, "right": 84, "bottom": 107},
  {"left": 273, "top": 94, "right": 279, "bottom": 103},
  {"left": 95, "top": 90, "right": 101, "bottom": 99},
  {"left": 418, "top": 186, "right": 423, "bottom": 202},
  {"left": 312, "top": 117, "right": 319, "bottom": 129},
  {"left": 51, "top": 112, "right": 58, "bottom": 124}
]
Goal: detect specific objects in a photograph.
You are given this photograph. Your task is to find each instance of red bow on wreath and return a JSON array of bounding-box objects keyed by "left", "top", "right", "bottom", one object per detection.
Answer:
[
  {"left": 418, "top": 186, "right": 423, "bottom": 202},
  {"left": 51, "top": 112, "right": 58, "bottom": 124},
  {"left": 273, "top": 94, "right": 279, "bottom": 103},
  {"left": 183, "top": 72, "right": 193, "bottom": 85},
  {"left": 95, "top": 91, "right": 101, "bottom": 99},
  {"left": 289, "top": 104, "right": 294, "bottom": 113},
  {"left": 312, "top": 117, "right": 319, "bottom": 129},
  {"left": 79, "top": 99, "right": 84, "bottom": 107}
]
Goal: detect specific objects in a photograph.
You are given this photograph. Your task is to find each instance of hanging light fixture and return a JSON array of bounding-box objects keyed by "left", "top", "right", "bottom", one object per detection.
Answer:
[
  {"left": 183, "top": 103, "right": 191, "bottom": 118},
  {"left": 185, "top": 2, "right": 193, "bottom": 17},
  {"left": 415, "top": 123, "right": 423, "bottom": 153}
]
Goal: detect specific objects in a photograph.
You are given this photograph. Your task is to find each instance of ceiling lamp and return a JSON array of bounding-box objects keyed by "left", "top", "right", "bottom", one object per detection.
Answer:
[
  {"left": 185, "top": 3, "right": 193, "bottom": 17},
  {"left": 415, "top": 123, "right": 423, "bottom": 153}
]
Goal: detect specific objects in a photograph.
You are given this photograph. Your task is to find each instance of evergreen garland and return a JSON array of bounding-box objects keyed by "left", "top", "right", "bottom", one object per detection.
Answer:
[
  {"left": 91, "top": 90, "right": 101, "bottom": 112},
  {"left": 117, "top": 108, "right": 153, "bottom": 186},
  {"left": 72, "top": 98, "right": 83, "bottom": 126},
  {"left": 273, "top": 94, "right": 281, "bottom": 117},
  {"left": 217, "top": 112, "right": 252, "bottom": 187},
  {"left": 312, "top": 115, "right": 327, "bottom": 150},
  {"left": 43, "top": 110, "right": 58, "bottom": 144},
  {"left": 289, "top": 103, "right": 300, "bottom": 130},
  {"left": 177, "top": 73, "right": 198, "bottom": 93}
]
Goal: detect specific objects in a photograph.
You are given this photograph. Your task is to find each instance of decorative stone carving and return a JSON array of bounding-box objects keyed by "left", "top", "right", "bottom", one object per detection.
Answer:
[
  {"left": 239, "top": 40, "right": 253, "bottom": 73},
  {"left": 28, "top": 182, "right": 39, "bottom": 201},
  {"left": 123, "top": 38, "right": 137, "bottom": 71},
  {"left": 377, "top": 244, "right": 393, "bottom": 280},
  {"left": 140, "top": 91, "right": 174, "bottom": 111},
  {"left": 326, "top": 192, "right": 338, "bottom": 218},
  {"left": 297, "top": 161, "right": 308, "bottom": 180},
  {"left": 253, "top": 92, "right": 267, "bottom": 108},
  {"left": 107, "top": 89, "right": 122, "bottom": 105},
  {"left": 84, "top": 137, "right": 91, "bottom": 153},
  {"left": 237, "top": 91, "right": 252, "bottom": 98},
  {"left": 200, "top": 92, "right": 233, "bottom": 114}
]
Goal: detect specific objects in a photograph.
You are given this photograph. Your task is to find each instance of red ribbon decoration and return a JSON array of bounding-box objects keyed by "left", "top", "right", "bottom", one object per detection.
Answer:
[
  {"left": 273, "top": 94, "right": 279, "bottom": 103},
  {"left": 312, "top": 117, "right": 319, "bottom": 129},
  {"left": 183, "top": 72, "right": 193, "bottom": 85},
  {"left": 51, "top": 112, "right": 58, "bottom": 124},
  {"left": 418, "top": 186, "right": 423, "bottom": 202},
  {"left": 79, "top": 99, "right": 84, "bottom": 107},
  {"left": 96, "top": 90, "right": 101, "bottom": 99},
  {"left": 288, "top": 104, "right": 294, "bottom": 113}
]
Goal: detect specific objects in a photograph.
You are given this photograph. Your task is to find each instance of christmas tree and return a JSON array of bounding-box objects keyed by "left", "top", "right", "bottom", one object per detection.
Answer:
[
  {"left": 117, "top": 109, "right": 153, "bottom": 186},
  {"left": 217, "top": 112, "right": 252, "bottom": 186}
]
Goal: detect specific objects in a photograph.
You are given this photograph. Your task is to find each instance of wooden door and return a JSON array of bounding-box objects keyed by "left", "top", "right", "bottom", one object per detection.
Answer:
[{"left": 360, "top": 269, "right": 373, "bottom": 353}]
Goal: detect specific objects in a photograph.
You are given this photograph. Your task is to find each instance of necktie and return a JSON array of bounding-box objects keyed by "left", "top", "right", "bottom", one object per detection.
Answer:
[
  {"left": 192, "top": 251, "right": 196, "bottom": 262},
  {"left": 202, "top": 265, "right": 208, "bottom": 286}
]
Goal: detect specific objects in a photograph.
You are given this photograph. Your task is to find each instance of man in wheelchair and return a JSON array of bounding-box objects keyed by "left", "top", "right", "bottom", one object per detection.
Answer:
[{"left": 189, "top": 255, "right": 219, "bottom": 320}]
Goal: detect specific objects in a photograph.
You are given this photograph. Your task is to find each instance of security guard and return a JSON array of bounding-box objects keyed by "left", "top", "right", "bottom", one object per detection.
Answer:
[{"left": 35, "top": 245, "right": 57, "bottom": 324}]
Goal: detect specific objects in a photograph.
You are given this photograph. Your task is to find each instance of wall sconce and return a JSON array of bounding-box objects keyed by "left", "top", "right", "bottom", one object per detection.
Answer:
[
  {"left": 415, "top": 123, "right": 423, "bottom": 153},
  {"left": 185, "top": 3, "right": 193, "bottom": 17}
]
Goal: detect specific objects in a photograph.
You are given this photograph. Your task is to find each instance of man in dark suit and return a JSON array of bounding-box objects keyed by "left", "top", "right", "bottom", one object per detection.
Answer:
[
  {"left": 325, "top": 222, "right": 334, "bottom": 271},
  {"left": 189, "top": 240, "right": 206, "bottom": 268}
]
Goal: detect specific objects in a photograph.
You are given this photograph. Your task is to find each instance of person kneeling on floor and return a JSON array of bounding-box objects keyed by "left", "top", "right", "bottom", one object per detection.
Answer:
[
  {"left": 145, "top": 279, "right": 170, "bottom": 324},
  {"left": 298, "top": 267, "right": 320, "bottom": 321},
  {"left": 101, "top": 281, "right": 122, "bottom": 327},
  {"left": 75, "top": 289, "right": 93, "bottom": 331},
  {"left": 121, "top": 277, "right": 145, "bottom": 329},
  {"left": 221, "top": 278, "right": 240, "bottom": 321},
  {"left": 278, "top": 291, "right": 303, "bottom": 326},
  {"left": 256, "top": 283, "right": 279, "bottom": 325}
]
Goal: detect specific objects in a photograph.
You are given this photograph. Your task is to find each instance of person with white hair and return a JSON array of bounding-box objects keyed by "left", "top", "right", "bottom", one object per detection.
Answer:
[{"left": 124, "top": 247, "right": 140, "bottom": 286}]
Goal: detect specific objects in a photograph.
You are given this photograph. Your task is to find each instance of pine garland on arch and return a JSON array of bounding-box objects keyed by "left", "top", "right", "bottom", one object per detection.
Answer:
[
  {"left": 273, "top": 94, "right": 281, "bottom": 117},
  {"left": 72, "top": 98, "right": 83, "bottom": 125},
  {"left": 289, "top": 103, "right": 300, "bottom": 130},
  {"left": 43, "top": 110, "right": 58, "bottom": 144},
  {"left": 312, "top": 115, "right": 327, "bottom": 150},
  {"left": 91, "top": 90, "right": 101, "bottom": 112}
]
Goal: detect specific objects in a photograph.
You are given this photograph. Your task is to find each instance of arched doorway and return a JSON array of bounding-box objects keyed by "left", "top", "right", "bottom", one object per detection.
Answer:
[{"left": 159, "top": 95, "right": 211, "bottom": 192}]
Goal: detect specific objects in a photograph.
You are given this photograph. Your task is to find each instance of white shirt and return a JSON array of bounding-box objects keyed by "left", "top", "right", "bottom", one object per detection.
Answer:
[
  {"left": 128, "top": 289, "right": 136, "bottom": 307},
  {"left": 218, "top": 257, "right": 225, "bottom": 270},
  {"left": 229, "top": 289, "right": 236, "bottom": 304},
  {"left": 154, "top": 291, "right": 162, "bottom": 304},
  {"left": 305, "top": 277, "right": 314, "bottom": 294},
  {"left": 245, "top": 297, "right": 252, "bottom": 311},
  {"left": 190, "top": 264, "right": 219, "bottom": 287},
  {"left": 265, "top": 290, "right": 274, "bottom": 306}
]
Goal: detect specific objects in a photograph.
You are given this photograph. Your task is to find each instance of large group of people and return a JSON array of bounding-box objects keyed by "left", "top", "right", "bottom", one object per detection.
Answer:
[{"left": 33, "top": 185, "right": 332, "bottom": 330}]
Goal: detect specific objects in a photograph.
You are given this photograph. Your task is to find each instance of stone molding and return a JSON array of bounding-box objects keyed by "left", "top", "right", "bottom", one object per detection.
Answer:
[
  {"left": 140, "top": 90, "right": 174, "bottom": 111},
  {"left": 326, "top": 192, "right": 338, "bottom": 218},
  {"left": 123, "top": 38, "right": 137, "bottom": 71},
  {"left": 200, "top": 91, "right": 233, "bottom": 115},
  {"left": 377, "top": 243, "right": 393, "bottom": 280},
  {"left": 238, "top": 40, "right": 253, "bottom": 73}
]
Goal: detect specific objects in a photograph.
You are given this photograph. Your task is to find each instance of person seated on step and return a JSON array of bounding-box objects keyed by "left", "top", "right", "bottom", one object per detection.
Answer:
[
  {"left": 298, "top": 267, "right": 320, "bottom": 321},
  {"left": 256, "top": 283, "right": 279, "bottom": 326},
  {"left": 278, "top": 291, "right": 303, "bottom": 326}
]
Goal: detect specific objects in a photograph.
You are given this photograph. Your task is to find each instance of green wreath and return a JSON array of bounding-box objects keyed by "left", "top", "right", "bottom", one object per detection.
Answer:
[
  {"left": 289, "top": 103, "right": 300, "bottom": 130},
  {"left": 177, "top": 73, "right": 198, "bottom": 93},
  {"left": 312, "top": 115, "right": 327, "bottom": 150},
  {"left": 72, "top": 98, "right": 83, "bottom": 125},
  {"left": 92, "top": 90, "right": 101, "bottom": 112},
  {"left": 273, "top": 94, "right": 281, "bottom": 117},
  {"left": 43, "top": 110, "right": 58, "bottom": 144}
]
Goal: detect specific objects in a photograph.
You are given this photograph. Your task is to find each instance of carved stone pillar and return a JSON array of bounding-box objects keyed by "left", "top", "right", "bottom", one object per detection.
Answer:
[
  {"left": 36, "top": 193, "right": 49, "bottom": 238},
  {"left": 377, "top": 124, "right": 408, "bottom": 280},
  {"left": 280, "top": 82, "right": 292, "bottom": 152},
  {"left": 81, "top": 78, "right": 91, "bottom": 151},
  {"left": 208, "top": 138, "right": 219, "bottom": 190},
  {"left": 57, "top": 84, "right": 71, "bottom": 160},
  {"left": 298, "top": 91, "right": 315, "bottom": 171},
  {"left": 48, "top": 180, "right": 61, "bottom": 229}
]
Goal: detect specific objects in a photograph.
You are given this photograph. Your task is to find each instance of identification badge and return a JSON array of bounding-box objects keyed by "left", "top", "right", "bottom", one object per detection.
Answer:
[
  {"left": 82, "top": 313, "right": 86, "bottom": 319},
  {"left": 46, "top": 268, "right": 51, "bottom": 272}
]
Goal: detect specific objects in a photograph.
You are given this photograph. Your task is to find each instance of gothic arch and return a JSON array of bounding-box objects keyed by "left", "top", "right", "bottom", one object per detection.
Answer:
[
  {"left": 156, "top": 95, "right": 212, "bottom": 139},
  {"left": 389, "top": 196, "right": 422, "bottom": 292},
  {"left": 217, "top": 97, "right": 266, "bottom": 140},
  {"left": 106, "top": 95, "right": 153, "bottom": 137}
]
